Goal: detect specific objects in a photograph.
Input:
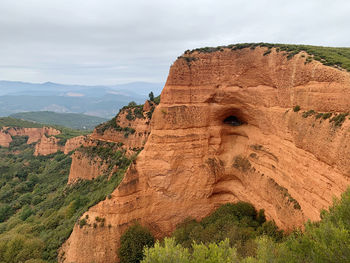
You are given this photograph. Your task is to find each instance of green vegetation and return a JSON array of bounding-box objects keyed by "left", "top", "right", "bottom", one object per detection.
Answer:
[
  {"left": 172, "top": 202, "right": 283, "bottom": 256},
  {"left": 77, "top": 140, "right": 134, "bottom": 175},
  {"left": 142, "top": 238, "right": 239, "bottom": 263},
  {"left": 0, "top": 116, "right": 89, "bottom": 146},
  {"left": 0, "top": 117, "right": 43, "bottom": 129},
  {"left": 330, "top": 112, "right": 349, "bottom": 127},
  {"left": 96, "top": 98, "right": 158, "bottom": 135},
  {"left": 268, "top": 178, "right": 301, "bottom": 210},
  {"left": 186, "top": 43, "right": 350, "bottom": 71},
  {"left": 95, "top": 116, "right": 135, "bottom": 137},
  {"left": 153, "top": 95, "right": 160, "bottom": 105},
  {"left": 298, "top": 108, "right": 348, "bottom": 127},
  {"left": 302, "top": 110, "right": 315, "bottom": 118},
  {"left": 10, "top": 111, "right": 107, "bottom": 130},
  {"left": 293, "top": 105, "right": 301, "bottom": 112},
  {"left": 0, "top": 133, "right": 130, "bottom": 262},
  {"left": 53, "top": 126, "right": 89, "bottom": 146},
  {"left": 142, "top": 189, "right": 350, "bottom": 263},
  {"left": 119, "top": 224, "right": 155, "bottom": 263}
]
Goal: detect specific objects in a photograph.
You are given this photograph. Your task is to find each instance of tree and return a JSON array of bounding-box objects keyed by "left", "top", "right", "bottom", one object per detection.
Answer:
[
  {"left": 119, "top": 224, "right": 155, "bottom": 263},
  {"left": 148, "top": 92, "right": 154, "bottom": 102}
]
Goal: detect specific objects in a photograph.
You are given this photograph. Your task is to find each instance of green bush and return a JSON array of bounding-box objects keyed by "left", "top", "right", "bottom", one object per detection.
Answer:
[
  {"left": 172, "top": 202, "right": 282, "bottom": 258},
  {"left": 293, "top": 105, "right": 301, "bottom": 112},
  {"left": 119, "top": 224, "right": 155, "bottom": 263},
  {"left": 330, "top": 112, "right": 349, "bottom": 127},
  {"left": 142, "top": 238, "right": 239, "bottom": 263}
]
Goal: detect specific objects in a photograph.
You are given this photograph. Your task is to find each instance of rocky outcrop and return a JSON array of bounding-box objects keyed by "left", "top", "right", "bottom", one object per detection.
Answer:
[
  {"left": 60, "top": 47, "right": 350, "bottom": 263},
  {"left": 34, "top": 135, "right": 62, "bottom": 156},
  {"left": 34, "top": 135, "right": 88, "bottom": 156},
  {"left": 0, "top": 130, "right": 12, "bottom": 147},
  {"left": 64, "top": 136, "right": 89, "bottom": 154},
  {"left": 66, "top": 102, "right": 153, "bottom": 184},
  {"left": 68, "top": 150, "right": 109, "bottom": 184},
  {"left": 0, "top": 127, "right": 61, "bottom": 147},
  {"left": 91, "top": 105, "right": 152, "bottom": 151},
  {"left": 7, "top": 127, "right": 60, "bottom": 144}
]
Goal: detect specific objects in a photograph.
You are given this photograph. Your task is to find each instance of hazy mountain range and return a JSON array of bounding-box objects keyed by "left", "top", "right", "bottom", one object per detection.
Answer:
[{"left": 0, "top": 80, "right": 163, "bottom": 118}]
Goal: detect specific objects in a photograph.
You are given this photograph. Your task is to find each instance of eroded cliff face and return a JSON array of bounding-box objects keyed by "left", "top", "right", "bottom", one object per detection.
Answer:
[
  {"left": 60, "top": 47, "right": 350, "bottom": 263},
  {"left": 0, "top": 127, "right": 61, "bottom": 147},
  {"left": 34, "top": 135, "right": 62, "bottom": 156},
  {"left": 67, "top": 102, "right": 153, "bottom": 184},
  {"left": 0, "top": 130, "right": 12, "bottom": 147}
]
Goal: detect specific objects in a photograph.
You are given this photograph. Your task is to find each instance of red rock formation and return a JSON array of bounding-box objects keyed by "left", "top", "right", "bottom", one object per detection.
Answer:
[
  {"left": 91, "top": 106, "right": 151, "bottom": 150},
  {"left": 34, "top": 135, "right": 62, "bottom": 156},
  {"left": 66, "top": 102, "right": 153, "bottom": 184},
  {"left": 60, "top": 47, "right": 350, "bottom": 263},
  {"left": 0, "top": 126, "right": 61, "bottom": 147},
  {"left": 7, "top": 127, "right": 60, "bottom": 144},
  {"left": 64, "top": 136, "right": 89, "bottom": 154},
  {"left": 68, "top": 150, "right": 109, "bottom": 184},
  {"left": 0, "top": 130, "right": 12, "bottom": 147}
]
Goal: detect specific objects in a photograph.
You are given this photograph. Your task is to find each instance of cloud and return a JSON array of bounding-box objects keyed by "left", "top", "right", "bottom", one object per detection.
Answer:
[{"left": 0, "top": 0, "right": 349, "bottom": 85}]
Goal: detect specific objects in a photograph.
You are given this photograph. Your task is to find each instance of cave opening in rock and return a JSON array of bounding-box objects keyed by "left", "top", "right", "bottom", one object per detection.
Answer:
[{"left": 223, "top": 116, "right": 242, "bottom": 126}]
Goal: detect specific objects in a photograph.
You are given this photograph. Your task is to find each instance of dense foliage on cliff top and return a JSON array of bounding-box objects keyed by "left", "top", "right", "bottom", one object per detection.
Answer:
[
  {"left": 0, "top": 117, "right": 44, "bottom": 128},
  {"left": 142, "top": 189, "right": 350, "bottom": 263},
  {"left": 0, "top": 135, "right": 129, "bottom": 262},
  {"left": 186, "top": 43, "right": 350, "bottom": 71},
  {"left": 10, "top": 111, "right": 107, "bottom": 130}
]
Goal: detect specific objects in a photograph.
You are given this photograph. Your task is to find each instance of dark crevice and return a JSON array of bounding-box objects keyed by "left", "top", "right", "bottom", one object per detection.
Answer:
[{"left": 223, "top": 116, "right": 243, "bottom": 126}]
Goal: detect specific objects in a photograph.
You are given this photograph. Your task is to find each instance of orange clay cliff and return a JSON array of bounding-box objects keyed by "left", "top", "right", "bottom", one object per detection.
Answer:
[{"left": 59, "top": 46, "right": 350, "bottom": 263}]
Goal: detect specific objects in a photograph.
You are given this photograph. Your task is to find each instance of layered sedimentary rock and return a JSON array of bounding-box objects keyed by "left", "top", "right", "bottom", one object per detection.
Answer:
[
  {"left": 68, "top": 150, "right": 109, "bottom": 184},
  {"left": 34, "top": 135, "right": 62, "bottom": 156},
  {"left": 67, "top": 102, "right": 153, "bottom": 184},
  {"left": 61, "top": 47, "right": 350, "bottom": 263},
  {"left": 34, "top": 135, "right": 87, "bottom": 156},
  {"left": 64, "top": 136, "right": 89, "bottom": 154},
  {"left": 0, "top": 127, "right": 61, "bottom": 147}
]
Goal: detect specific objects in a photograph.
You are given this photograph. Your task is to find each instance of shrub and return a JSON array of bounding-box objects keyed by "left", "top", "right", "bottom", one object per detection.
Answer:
[
  {"left": 330, "top": 112, "right": 349, "bottom": 127},
  {"left": 20, "top": 205, "right": 34, "bottom": 221},
  {"left": 128, "top": 101, "right": 137, "bottom": 107},
  {"left": 293, "top": 105, "right": 301, "bottom": 112},
  {"left": 302, "top": 110, "right": 315, "bottom": 118},
  {"left": 0, "top": 204, "right": 13, "bottom": 223},
  {"left": 322, "top": 112, "right": 332, "bottom": 119},
  {"left": 78, "top": 219, "right": 87, "bottom": 228},
  {"left": 119, "top": 224, "right": 155, "bottom": 263},
  {"left": 142, "top": 238, "right": 239, "bottom": 263}
]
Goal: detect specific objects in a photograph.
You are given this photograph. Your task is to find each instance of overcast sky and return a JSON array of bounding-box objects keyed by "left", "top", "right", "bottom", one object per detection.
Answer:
[{"left": 0, "top": 0, "right": 349, "bottom": 85}]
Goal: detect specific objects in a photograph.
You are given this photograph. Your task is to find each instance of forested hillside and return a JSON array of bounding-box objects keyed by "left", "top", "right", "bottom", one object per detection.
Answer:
[
  {"left": 0, "top": 125, "right": 132, "bottom": 262},
  {"left": 10, "top": 111, "right": 107, "bottom": 130}
]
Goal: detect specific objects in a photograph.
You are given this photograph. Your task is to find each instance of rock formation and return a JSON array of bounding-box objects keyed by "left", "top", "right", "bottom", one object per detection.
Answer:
[
  {"left": 67, "top": 102, "right": 153, "bottom": 184},
  {"left": 60, "top": 47, "right": 350, "bottom": 263},
  {"left": 0, "top": 130, "right": 12, "bottom": 147},
  {"left": 64, "top": 136, "right": 88, "bottom": 154},
  {"left": 0, "top": 127, "right": 61, "bottom": 147},
  {"left": 34, "top": 135, "right": 62, "bottom": 156}
]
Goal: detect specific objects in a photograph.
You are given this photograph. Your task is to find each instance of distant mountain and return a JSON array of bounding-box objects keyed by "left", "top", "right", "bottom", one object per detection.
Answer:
[
  {"left": 10, "top": 111, "right": 108, "bottom": 130},
  {"left": 0, "top": 80, "right": 163, "bottom": 118}
]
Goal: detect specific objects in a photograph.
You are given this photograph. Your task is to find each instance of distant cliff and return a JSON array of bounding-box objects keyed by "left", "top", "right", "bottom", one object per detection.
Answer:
[
  {"left": 0, "top": 126, "right": 60, "bottom": 147},
  {"left": 61, "top": 45, "right": 350, "bottom": 263}
]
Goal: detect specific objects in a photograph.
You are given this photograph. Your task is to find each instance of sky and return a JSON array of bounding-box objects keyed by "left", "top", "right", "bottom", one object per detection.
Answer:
[{"left": 0, "top": 0, "right": 349, "bottom": 85}]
